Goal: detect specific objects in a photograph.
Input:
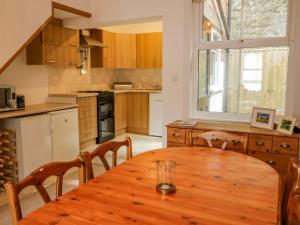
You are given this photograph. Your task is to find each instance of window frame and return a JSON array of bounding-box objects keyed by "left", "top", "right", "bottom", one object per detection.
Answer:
[{"left": 191, "top": 0, "right": 293, "bottom": 122}]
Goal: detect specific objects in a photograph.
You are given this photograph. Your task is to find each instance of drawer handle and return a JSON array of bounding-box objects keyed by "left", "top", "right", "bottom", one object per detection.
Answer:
[
  {"left": 280, "top": 143, "right": 290, "bottom": 149},
  {"left": 266, "top": 160, "right": 276, "bottom": 165},
  {"left": 233, "top": 140, "right": 241, "bottom": 145},
  {"left": 256, "top": 141, "right": 265, "bottom": 147},
  {"left": 192, "top": 136, "right": 199, "bottom": 140},
  {"left": 173, "top": 133, "right": 180, "bottom": 138}
]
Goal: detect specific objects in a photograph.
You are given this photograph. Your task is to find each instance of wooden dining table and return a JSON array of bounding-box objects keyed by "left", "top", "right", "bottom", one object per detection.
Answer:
[{"left": 18, "top": 147, "right": 280, "bottom": 225}]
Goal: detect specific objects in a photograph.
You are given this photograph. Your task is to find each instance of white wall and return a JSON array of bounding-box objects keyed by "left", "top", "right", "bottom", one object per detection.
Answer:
[
  {"left": 0, "top": 0, "right": 52, "bottom": 69},
  {"left": 286, "top": 0, "right": 300, "bottom": 121},
  {"left": 0, "top": 51, "right": 49, "bottom": 105},
  {"left": 67, "top": 0, "right": 193, "bottom": 146}
]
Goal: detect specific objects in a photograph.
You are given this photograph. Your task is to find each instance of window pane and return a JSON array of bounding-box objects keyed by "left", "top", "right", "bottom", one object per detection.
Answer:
[
  {"left": 201, "top": 0, "right": 288, "bottom": 41},
  {"left": 197, "top": 47, "right": 288, "bottom": 114}
]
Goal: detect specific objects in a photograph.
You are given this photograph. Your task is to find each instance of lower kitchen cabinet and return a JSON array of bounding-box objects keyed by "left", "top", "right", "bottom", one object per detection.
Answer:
[
  {"left": 77, "top": 96, "right": 98, "bottom": 149},
  {"left": 114, "top": 93, "right": 127, "bottom": 136},
  {"left": 126, "top": 92, "right": 149, "bottom": 135}
]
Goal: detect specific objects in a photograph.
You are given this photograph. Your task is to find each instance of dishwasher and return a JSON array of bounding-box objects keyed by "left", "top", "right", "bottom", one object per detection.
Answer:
[{"left": 149, "top": 93, "right": 163, "bottom": 136}]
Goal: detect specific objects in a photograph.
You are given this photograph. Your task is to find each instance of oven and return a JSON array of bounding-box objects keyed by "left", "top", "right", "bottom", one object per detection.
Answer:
[{"left": 96, "top": 91, "right": 115, "bottom": 143}]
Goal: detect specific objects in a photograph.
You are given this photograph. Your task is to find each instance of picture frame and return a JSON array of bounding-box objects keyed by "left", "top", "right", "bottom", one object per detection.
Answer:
[
  {"left": 277, "top": 116, "right": 296, "bottom": 135},
  {"left": 250, "top": 107, "right": 276, "bottom": 130}
]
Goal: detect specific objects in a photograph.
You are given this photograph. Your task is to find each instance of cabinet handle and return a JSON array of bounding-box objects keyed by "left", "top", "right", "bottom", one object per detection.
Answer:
[
  {"left": 192, "top": 136, "right": 199, "bottom": 140},
  {"left": 47, "top": 60, "right": 55, "bottom": 64},
  {"left": 233, "top": 140, "right": 241, "bottom": 145},
  {"left": 266, "top": 160, "right": 276, "bottom": 165},
  {"left": 173, "top": 133, "right": 180, "bottom": 138},
  {"left": 256, "top": 141, "right": 265, "bottom": 147},
  {"left": 280, "top": 143, "right": 290, "bottom": 149}
]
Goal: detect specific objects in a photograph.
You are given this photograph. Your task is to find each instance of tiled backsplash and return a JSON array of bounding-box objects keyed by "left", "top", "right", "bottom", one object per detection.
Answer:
[{"left": 48, "top": 67, "right": 162, "bottom": 93}]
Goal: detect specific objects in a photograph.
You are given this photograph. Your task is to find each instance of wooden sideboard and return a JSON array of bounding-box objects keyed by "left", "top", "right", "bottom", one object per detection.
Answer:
[{"left": 166, "top": 120, "right": 300, "bottom": 179}]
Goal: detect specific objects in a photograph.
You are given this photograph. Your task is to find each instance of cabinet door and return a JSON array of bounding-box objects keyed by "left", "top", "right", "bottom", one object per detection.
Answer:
[
  {"left": 50, "top": 109, "right": 80, "bottom": 162},
  {"left": 42, "top": 44, "right": 57, "bottom": 64},
  {"left": 115, "top": 33, "right": 136, "bottom": 68},
  {"left": 114, "top": 93, "right": 127, "bottom": 135},
  {"left": 136, "top": 32, "right": 162, "bottom": 68},
  {"left": 42, "top": 44, "right": 66, "bottom": 65},
  {"left": 153, "top": 32, "right": 162, "bottom": 67},
  {"left": 77, "top": 97, "right": 98, "bottom": 145},
  {"left": 63, "top": 28, "right": 79, "bottom": 47},
  {"left": 64, "top": 46, "right": 80, "bottom": 66},
  {"left": 102, "top": 30, "right": 115, "bottom": 68},
  {"left": 127, "top": 93, "right": 149, "bottom": 134},
  {"left": 42, "top": 23, "right": 63, "bottom": 45}
]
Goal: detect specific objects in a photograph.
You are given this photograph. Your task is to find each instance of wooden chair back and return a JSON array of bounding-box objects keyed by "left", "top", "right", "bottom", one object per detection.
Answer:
[
  {"left": 200, "top": 131, "right": 247, "bottom": 150},
  {"left": 283, "top": 158, "right": 300, "bottom": 225},
  {"left": 4, "top": 158, "right": 83, "bottom": 225},
  {"left": 81, "top": 137, "right": 132, "bottom": 181}
]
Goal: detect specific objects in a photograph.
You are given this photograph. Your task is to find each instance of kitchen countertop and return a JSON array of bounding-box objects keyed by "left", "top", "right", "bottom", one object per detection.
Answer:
[
  {"left": 49, "top": 89, "right": 162, "bottom": 98},
  {"left": 0, "top": 103, "right": 78, "bottom": 119},
  {"left": 49, "top": 93, "right": 99, "bottom": 98}
]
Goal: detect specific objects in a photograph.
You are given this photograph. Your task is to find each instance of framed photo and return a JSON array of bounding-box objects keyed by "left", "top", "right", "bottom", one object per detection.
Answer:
[
  {"left": 277, "top": 116, "right": 296, "bottom": 135},
  {"left": 250, "top": 107, "right": 275, "bottom": 130}
]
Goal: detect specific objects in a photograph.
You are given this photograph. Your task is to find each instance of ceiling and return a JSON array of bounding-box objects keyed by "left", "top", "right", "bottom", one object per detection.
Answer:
[{"left": 100, "top": 21, "right": 163, "bottom": 34}]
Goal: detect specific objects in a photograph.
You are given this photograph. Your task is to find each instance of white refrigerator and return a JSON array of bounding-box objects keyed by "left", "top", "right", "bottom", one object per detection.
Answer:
[
  {"left": 0, "top": 108, "right": 80, "bottom": 179},
  {"left": 50, "top": 108, "right": 80, "bottom": 162}
]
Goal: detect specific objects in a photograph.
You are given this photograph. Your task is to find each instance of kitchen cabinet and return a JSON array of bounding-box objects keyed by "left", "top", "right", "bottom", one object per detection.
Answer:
[
  {"left": 27, "top": 19, "right": 79, "bottom": 66},
  {"left": 90, "top": 29, "right": 115, "bottom": 68},
  {"left": 77, "top": 96, "right": 98, "bottom": 149},
  {"left": 102, "top": 30, "right": 115, "bottom": 68},
  {"left": 126, "top": 93, "right": 149, "bottom": 134},
  {"left": 42, "top": 22, "right": 63, "bottom": 46},
  {"left": 115, "top": 33, "right": 136, "bottom": 69},
  {"left": 114, "top": 93, "right": 127, "bottom": 136},
  {"left": 136, "top": 32, "right": 162, "bottom": 68}
]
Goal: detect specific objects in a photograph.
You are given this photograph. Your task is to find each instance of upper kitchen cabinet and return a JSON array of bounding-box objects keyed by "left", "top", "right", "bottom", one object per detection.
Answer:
[
  {"left": 42, "top": 20, "right": 63, "bottom": 46},
  {"left": 136, "top": 32, "right": 162, "bottom": 68},
  {"left": 26, "top": 19, "right": 80, "bottom": 66},
  {"left": 89, "top": 29, "right": 115, "bottom": 69},
  {"left": 115, "top": 33, "right": 136, "bottom": 69},
  {"left": 63, "top": 28, "right": 79, "bottom": 47},
  {"left": 102, "top": 30, "right": 115, "bottom": 68}
]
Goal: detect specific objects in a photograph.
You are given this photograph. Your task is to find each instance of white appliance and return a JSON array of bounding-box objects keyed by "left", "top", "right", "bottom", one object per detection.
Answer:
[
  {"left": 149, "top": 93, "right": 163, "bottom": 136},
  {"left": 0, "top": 108, "right": 80, "bottom": 179},
  {"left": 0, "top": 114, "right": 52, "bottom": 179},
  {"left": 50, "top": 108, "right": 80, "bottom": 162}
]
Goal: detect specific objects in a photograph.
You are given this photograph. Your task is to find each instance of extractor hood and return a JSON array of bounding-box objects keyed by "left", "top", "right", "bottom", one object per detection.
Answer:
[{"left": 80, "top": 30, "right": 107, "bottom": 48}]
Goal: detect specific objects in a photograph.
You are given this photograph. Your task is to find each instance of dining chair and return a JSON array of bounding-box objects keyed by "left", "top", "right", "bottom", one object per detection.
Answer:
[
  {"left": 81, "top": 137, "right": 132, "bottom": 181},
  {"left": 199, "top": 131, "right": 247, "bottom": 151},
  {"left": 4, "top": 158, "right": 84, "bottom": 225},
  {"left": 282, "top": 158, "right": 300, "bottom": 225}
]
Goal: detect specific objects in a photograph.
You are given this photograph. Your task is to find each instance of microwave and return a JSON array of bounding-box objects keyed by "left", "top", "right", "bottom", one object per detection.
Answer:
[{"left": 0, "top": 85, "right": 17, "bottom": 112}]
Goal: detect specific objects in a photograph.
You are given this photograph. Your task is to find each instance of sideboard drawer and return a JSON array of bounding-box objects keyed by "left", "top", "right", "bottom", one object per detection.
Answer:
[
  {"left": 248, "top": 135, "right": 272, "bottom": 153},
  {"left": 272, "top": 137, "right": 298, "bottom": 156},
  {"left": 226, "top": 133, "right": 248, "bottom": 152},
  {"left": 167, "top": 128, "right": 186, "bottom": 144},
  {"left": 248, "top": 151, "right": 291, "bottom": 173},
  {"left": 191, "top": 130, "right": 205, "bottom": 146}
]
